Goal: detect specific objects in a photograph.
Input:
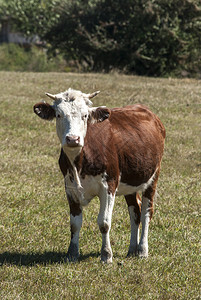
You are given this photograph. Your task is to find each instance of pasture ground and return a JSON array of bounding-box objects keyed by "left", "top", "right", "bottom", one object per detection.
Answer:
[{"left": 0, "top": 72, "right": 200, "bottom": 299}]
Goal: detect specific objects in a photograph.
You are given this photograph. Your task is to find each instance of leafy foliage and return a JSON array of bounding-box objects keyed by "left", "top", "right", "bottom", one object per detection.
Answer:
[
  {"left": 49, "top": 0, "right": 201, "bottom": 75},
  {"left": 0, "top": 0, "right": 60, "bottom": 37},
  {"left": 0, "top": 43, "right": 68, "bottom": 72},
  {"left": 44, "top": 0, "right": 201, "bottom": 76},
  {"left": 0, "top": 0, "right": 200, "bottom": 76}
]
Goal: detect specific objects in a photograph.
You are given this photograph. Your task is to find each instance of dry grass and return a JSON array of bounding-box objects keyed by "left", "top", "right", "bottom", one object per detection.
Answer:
[{"left": 0, "top": 72, "right": 200, "bottom": 299}]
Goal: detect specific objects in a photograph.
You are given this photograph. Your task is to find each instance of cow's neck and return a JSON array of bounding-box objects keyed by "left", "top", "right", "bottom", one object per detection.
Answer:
[
  {"left": 71, "top": 163, "right": 83, "bottom": 191},
  {"left": 63, "top": 147, "right": 83, "bottom": 190},
  {"left": 63, "top": 145, "right": 82, "bottom": 163}
]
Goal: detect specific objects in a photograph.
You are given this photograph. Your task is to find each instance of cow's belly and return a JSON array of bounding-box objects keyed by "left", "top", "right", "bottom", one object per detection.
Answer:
[
  {"left": 117, "top": 171, "right": 156, "bottom": 196},
  {"left": 116, "top": 182, "right": 147, "bottom": 195},
  {"left": 65, "top": 170, "right": 156, "bottom": 206},
  {"left": 80, "top": 170, "right": 156, "bottom": 198}
]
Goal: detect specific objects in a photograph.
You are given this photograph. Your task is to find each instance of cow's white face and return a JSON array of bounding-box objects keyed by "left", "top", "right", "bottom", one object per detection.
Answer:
[
  {"left": 54, "top": 92, "right": 91, "bottom": 155},
  {"left": 34, "top": 88, "right": 110, "bottom": 160}
]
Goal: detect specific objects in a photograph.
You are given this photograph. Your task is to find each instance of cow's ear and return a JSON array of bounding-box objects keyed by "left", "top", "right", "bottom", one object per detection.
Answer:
[
  {"left": 88, "top": 106, "right": 111, "bottom": 123},
  {"left": 33, "top": 102, "right": 55, "bottom": 120}
]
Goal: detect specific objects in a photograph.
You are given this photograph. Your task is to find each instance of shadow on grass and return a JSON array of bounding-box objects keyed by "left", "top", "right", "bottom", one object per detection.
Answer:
[{"left": 0, "top": 251, "right": 100, "bottom": 266}]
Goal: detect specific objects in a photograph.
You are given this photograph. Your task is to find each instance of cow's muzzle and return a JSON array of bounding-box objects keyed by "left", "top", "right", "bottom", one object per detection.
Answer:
[{"left": 66, "top": 135, "right": 81, "bottom": 147}]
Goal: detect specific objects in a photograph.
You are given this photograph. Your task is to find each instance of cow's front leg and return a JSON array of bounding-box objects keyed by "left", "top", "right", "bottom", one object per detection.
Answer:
[
  {"left": 97, "top": 187, "right": 115, "bottom": 263},
  {"left": 66, "top": 194, "right": 82, "bottom": 261}
]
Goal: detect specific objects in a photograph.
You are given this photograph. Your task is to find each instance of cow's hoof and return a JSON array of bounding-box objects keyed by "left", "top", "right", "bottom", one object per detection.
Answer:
[
  {"left": 66, "top": 254, "right": 79, "bottom": 262},
  {"left": 66, "top": 242, "right": 79, "bottom": 262},
  {"left": 137, "top": 245, "right": 148, "bottom": 258},
  {"left": 101, "top": 247, "right": 113, "bottom": 264},
  {"left": 127, "top": 246, "right": 138, "bottom": 257},
  {"left": 101, "top": 256, "right": 113, "bottom": 264},
  {"left": 127, "top": 251, "right": 138, "bottom": 257}
]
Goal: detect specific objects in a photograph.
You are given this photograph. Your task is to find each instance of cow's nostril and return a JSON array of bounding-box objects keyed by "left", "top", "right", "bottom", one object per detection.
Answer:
[
  {"left": 66, "top": 135, "right": 80, "bottom": 146},
  {"left": 66, "top": 136, "right": 71, "bottom": 143}
]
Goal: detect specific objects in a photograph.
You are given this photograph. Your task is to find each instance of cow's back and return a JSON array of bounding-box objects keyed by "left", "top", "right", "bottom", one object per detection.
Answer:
[
  {"left": 110, "top": 104, "right": 165, "bottom": 141},
  {"left": 83, "top": 104, "right": 165, "bottom": 187}
]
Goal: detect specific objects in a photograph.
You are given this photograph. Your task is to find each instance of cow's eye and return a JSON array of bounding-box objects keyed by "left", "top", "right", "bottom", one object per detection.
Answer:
[
  {"left": 57, "top": 114, "right": 61, "bottom": 119},
  {"left": 82, "top": 114, "right": 87, "bottom": 120}
]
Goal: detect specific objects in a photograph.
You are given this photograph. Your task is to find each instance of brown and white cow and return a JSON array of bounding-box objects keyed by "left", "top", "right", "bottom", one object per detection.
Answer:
[{"left": 34, "top": 88, "right": 165, "bottom": 263}]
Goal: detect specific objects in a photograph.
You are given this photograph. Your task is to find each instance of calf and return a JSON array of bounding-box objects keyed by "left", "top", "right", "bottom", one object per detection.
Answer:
[{"left": 34, "top": 88, "right": 165, "bottom": 263}]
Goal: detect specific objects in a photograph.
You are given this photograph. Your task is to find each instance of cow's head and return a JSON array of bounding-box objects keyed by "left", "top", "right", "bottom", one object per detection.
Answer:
[{"left": 34, "top": 88, "right": 110, "bottom": 158}]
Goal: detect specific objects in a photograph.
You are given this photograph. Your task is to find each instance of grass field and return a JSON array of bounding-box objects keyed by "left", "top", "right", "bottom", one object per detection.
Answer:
[{"left": 0, "top": 72, "right": 200, "bottom": 299}]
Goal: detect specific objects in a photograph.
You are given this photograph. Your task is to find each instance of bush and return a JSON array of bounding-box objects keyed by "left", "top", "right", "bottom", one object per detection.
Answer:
[
  {"left": 44, "top": 0, "right": 201, "bottom": 77},
  {"left": 1, "top": 0, "right": 200, "bottom": 76},
  {"left": 0, "top": 43, "right": 68, "bottom": 72}
]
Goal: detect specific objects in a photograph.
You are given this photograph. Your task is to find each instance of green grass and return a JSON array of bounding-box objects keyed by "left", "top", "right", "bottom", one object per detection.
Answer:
[{"left": 0, "top": 72, "right": 200, "bottom": 299}]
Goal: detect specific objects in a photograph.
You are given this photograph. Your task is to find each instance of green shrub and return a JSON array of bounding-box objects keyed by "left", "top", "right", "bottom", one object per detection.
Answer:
[
  {"left": 0, "top": 43, "right": 67, "bottom": 72},
  {"left": 44, "top": 0, "right": 201, "bottom": 77},
  {"left": 1, "top": 0, "right": 200, "bottom": 76}
]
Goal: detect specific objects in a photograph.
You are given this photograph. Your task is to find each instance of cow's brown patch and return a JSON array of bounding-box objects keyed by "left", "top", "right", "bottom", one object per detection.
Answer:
[
  {"left": 67, "top": 193, "right": 82, "bottom": 217},
  {"left": 58, "top": 148, "right": 71, "bottom": 176}
]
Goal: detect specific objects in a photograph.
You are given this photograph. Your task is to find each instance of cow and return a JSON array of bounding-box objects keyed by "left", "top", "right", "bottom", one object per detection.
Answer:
[{"left": 34, "top": 88, "right": 165, "bottom": 263}]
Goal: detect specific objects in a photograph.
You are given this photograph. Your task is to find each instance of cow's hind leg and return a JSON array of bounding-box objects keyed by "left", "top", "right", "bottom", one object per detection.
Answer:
[
  {"left": 138, "top": 172, "right": 159, "bottom": 257},
  {"left": 125, "top": 193, "right": 141, "bottom": 256}
]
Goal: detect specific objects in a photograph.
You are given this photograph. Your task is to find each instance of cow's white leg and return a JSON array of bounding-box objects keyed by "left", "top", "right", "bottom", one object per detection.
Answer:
[
  {"left": 67, "top": 213, "right": 82, "bottom": 260},
  {"left": 125, "top": 194, "right": 141, "bottom": 256},
  {"left": 66, "top": 194, "right": 83, "bottom": 261},
  {"left": 138, "top": 171, "right": 158, "bottom": 257},
  {"left": 97, "top": 187, "right": 115, "bottom": 263},
  {"left": 128, "top": 206, "right": 140, "bottom": 255},
  {"left": 138, "top": 196, "right": 150, "bottom": 257}
]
